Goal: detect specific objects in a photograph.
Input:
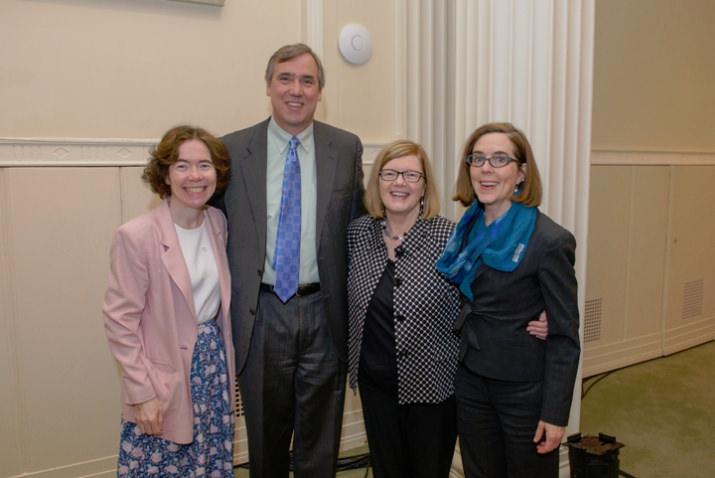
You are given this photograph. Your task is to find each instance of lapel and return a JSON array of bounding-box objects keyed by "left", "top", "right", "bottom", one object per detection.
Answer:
[
  {"left": 355, "top": 219, "right": 389, "bottom": 310},
  {"left": 204, "top": 210, "right": 231, "bottom": 322},
  {"left": 313, "top": 121, "right": 339, "bottom": 249},
  {"left": 236, "top": 120, "right": 269, "bottom": 248},
  {"left": 154, "top": 199, "right": 197, "bottom": 319}
]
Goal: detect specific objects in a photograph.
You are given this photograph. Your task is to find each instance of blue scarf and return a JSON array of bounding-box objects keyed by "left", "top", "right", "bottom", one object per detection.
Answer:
[{"left": 436, "top": 201, "right": 537, "bottom": 301}]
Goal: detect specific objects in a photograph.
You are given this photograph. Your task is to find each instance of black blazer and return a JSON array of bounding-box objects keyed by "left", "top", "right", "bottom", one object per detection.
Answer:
[
  {"left": 218, "top": 118, "right": 365, "bottom": 373},
  {"left": 458, "top": 210, "right": 580, "bottom": 426},
  {"left": 347, "top": 215, "right": 461, "bottom": 404}
]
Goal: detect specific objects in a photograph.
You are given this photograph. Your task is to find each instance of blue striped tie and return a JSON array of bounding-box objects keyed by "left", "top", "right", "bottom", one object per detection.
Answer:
[{"left": 272, "top": 136, "right": 301, "bottom": 302}]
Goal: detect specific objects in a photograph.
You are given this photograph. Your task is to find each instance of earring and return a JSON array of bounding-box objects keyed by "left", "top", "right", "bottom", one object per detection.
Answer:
[{"left": 419, "top": 196, "right": 425, "bottom": 218}]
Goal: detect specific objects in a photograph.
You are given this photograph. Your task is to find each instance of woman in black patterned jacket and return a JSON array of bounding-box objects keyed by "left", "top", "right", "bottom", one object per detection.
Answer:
[{"left": 347, "top": 140, "right": 546, "bottom": 478}]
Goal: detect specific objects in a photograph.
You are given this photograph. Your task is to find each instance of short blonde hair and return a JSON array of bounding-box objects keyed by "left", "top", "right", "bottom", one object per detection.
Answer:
[
  {"left": 364, "top": 140, "right": 440, "bottom": 219},
  {"left": 453, "top": 122, "right": 542, "bottom": 207}
]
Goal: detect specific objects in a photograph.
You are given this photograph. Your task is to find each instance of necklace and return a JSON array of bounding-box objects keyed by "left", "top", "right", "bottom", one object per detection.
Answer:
[{"left": 382, "top": 222, "right": 404, "bottom": 241}]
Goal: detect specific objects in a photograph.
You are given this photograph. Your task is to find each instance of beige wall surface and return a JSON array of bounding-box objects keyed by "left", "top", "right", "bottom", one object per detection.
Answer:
[
  {"left": 322, "top": 1, "right": 396, "bottom": 142},
  {"left": 592, "top": 0, "right": 715, "bottom": 151},
  {"left": 584, "top": 165, "right": 669, "bottom": 376},
  {"left": 664, "top": 166, "right": 715, "bottom": 352},
  {"left": 1, "top": 167, "right": 124, "bottom": 477},
  {"left": 0, "top": 0, "right": 396, "bottom": 142},
  {"left": 0, "top": 171, "right": 22, "bottom": 475},
  {"left": 1, "top": 0, "right": 287, "bottom": 139}
]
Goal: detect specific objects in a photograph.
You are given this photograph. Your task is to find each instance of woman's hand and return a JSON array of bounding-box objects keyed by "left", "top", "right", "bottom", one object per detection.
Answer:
[
  {"left": 533, "top": 420, "right": 565, "bottom": 454},
  {"left": 133, "top": 397, "right": 163, "bottom": 436},
  {"left": 527, "top": 310, "right": 548, "bottom": 340}
]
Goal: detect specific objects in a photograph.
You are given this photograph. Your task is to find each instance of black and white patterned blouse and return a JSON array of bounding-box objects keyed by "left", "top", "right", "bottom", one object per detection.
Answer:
[{"left": 347, "top": 215, "right": 461, "bottom": 405}]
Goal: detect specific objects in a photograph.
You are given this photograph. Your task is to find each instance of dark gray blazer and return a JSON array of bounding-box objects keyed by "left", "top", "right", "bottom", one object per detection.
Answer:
[
  {"left": 457, "top": 210, "right": 580, "bottom": 426},
  {"left": 218, "top": 118, "right": 365, "bottom": 374}
]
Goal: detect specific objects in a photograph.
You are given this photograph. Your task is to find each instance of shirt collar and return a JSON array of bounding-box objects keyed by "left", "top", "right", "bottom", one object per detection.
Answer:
[{"left": 268, "top": 118, "right": 314, "bottom": 154}]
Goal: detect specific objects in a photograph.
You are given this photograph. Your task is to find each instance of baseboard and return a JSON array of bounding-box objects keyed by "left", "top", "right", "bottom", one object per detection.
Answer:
[
  {"left": 663, "top": 316, "right": 715, "bottom": 355},
  {"left": 4, "top": 456, "right": 117, "bottom": 478},
  {"left": 582, "top": 317, "right": 715, "bottom": 378},
  {"left": 582, "top": 333, "right": 662, "bottom": 377}
]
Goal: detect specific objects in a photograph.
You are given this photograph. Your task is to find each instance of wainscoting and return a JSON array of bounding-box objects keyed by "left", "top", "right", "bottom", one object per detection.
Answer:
[{"left": 583, "top": 151, "right": 715, "bottom": 377}]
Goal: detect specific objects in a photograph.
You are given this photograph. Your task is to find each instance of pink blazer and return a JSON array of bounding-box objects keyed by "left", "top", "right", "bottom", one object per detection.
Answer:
[{"left": 102, "top": 198, "right": 235, "bottom": 445}]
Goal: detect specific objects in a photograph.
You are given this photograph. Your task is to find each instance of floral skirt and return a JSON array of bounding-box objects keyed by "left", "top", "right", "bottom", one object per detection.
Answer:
[{"left": 117, "top": 320, "right": 234, "bottom": 477}]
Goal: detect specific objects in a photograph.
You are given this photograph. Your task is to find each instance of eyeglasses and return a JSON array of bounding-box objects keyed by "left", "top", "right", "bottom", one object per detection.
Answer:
[
  {"left": 465, "top": 153, "right": 520, "bottom": 168},
  {"left": 378, "top": 169, "right": 425, "bottom": 183}
]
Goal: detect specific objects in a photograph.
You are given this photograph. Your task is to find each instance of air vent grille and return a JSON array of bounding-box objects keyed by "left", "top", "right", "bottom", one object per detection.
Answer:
[
  {"left": 682, "top": 279, "right": 703, "bottom": 320},
  {"left": 584, "top": 298, "right": 602, "bottom": 343}
]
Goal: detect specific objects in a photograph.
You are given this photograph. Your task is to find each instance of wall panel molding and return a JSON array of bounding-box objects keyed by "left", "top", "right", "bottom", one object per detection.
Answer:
[
  {"left": 0, "top": 139, "right": 384, "bottom": 168},
  {"left": 0, "top": 139, "right": 155, "bottom": 167},
  {"left": 592, "top": 150, "right": 715, "bottom": 165}
]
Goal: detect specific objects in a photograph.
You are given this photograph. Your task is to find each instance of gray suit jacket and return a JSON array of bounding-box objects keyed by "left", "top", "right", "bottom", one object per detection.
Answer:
[
  {"left": 218, "top": 118, "right": 365, "bottom": 374},
  {"left": 457, "top": 210, "right": 580, "bottom": 426}
]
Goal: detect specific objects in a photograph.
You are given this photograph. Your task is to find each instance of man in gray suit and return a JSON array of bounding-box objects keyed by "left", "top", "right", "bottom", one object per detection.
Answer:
[{"left": 218, "top": 44, "right": 365, "bottom": 478}]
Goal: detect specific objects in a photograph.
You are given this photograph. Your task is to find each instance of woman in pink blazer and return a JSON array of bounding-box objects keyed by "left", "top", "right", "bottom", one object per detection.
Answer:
[{"left": 102, "top": 125, "right": 235, "bottom": 477}]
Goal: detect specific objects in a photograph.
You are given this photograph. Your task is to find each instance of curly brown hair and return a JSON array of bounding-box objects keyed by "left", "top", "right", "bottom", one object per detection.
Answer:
[{"left": 142, "top": 125, "right": 230, "bottom": 199}]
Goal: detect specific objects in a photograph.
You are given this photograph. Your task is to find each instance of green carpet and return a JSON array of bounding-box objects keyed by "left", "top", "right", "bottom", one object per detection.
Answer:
[{"left": 579, "top": 340, "right": 715, "bottom": 477}]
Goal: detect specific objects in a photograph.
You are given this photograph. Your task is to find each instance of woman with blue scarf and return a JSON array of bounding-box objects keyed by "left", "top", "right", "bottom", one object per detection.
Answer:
[{"left": 437, "top": 123, "right": 580, "bottom": 477}]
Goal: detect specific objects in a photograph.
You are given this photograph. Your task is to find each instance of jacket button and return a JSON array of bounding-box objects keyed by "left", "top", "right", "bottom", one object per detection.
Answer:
[
  {"left": 396, "top": 314, "right": 406, "bottom": 322},
  {"left": 249, "top": 308, "right": 256, "bottom": 315},
  {"left": 256, "top": 269, "right": 262, "bottom": 276},
  {"left": 395, "top": 277, "right": 403, "bottom": 286}
]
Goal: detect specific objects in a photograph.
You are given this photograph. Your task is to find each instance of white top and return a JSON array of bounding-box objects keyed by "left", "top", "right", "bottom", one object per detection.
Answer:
[{"left": 175, "top": 221, "right": 220, "bottom": 324}]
